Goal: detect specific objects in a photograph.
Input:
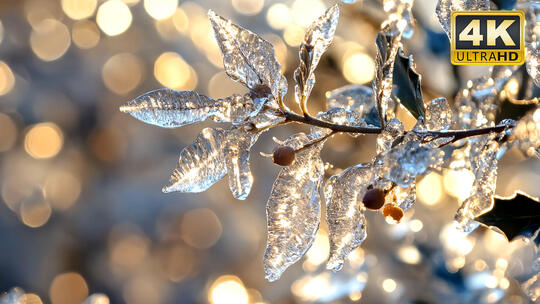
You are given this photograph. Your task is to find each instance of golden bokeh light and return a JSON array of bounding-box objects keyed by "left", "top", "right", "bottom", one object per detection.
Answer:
[
  {"left": 102, "top": 53, "right": 143, "bottom": 95},
  {"left": 417, "top": 172, "right": 443, "bottom": 206},
  {"left": 172, "top": 8, "right": 189, "bottom": 33},
  {"left": 24, "top": 123, "right": 63, "bottom": 159},
  {"left": 283, "top": 23, "right": 304, "bottom": 47},
  {"left": 84, "top": 293, "right": 110, "bottom": 304},
  {"left": 49, "top": 272, "right": 89, "bottom": 304},
  {"left": 30, "top": 19, "right": 71, "bottom": 62},
  {"left": 61, "top": 0, "right": 97, "bottom": 20},
  {"left": 43, "top": 170, "right": 81, "bottom": 210},
  {"left": 0, "top": 61, "right": 15, "bottom": 96},
  {"left": 443, "top": 169, "right": 475, "bottom": 200},
  {"left": 21, "top": 293, "right": 43, "bottom": 304},
  {"left": 409, "top": 219, "right": 423, "bottom": 232},
  {"left": 72, "top": 20, "right": 100, "bottom": 49},
  {"left": 144, "top": 0, "right": 178, "bottom": 20},
  {"left": 232, "top": 0, "right": 264, "bottom": 16},
  {"left": 305, "top": 230, "right": 329, "bottom": 268},
  {"left": 97, "top": 0, "right": 132, "bottom": 36},
  {"left": 20, "top": 199, "right": 52, "bottom": 228},
  {"left": 209, "top": 275, "right": 249, "bottom": 304},
  {"left": 266, "top": 3, "right": 292, "bottom": 30},
  {"left": 342, "top": 53, "right": 376, "bottom": 84},
  {"left": 110, "top": 232, "right": 150, "bottom": 270},
  {"left": 24, "top": 0, "right": 63, "bottom": 29},
  {"left": 291, "top": 0, "right": 325, "bottom": 27},
  {"left": 382, "top": 278, "right": 397, "bottom": 293},
  {"left": 181, "top": 208, "right": 222, "bottom": 249},
  {"left": 0, "top": 113, "right": 17, "bottom": 152},
  {"left": 154, "top": 52, "right": 197, "bottom": 90},
  {"left": 397, "top": 245, "right": 421, "bottom": 264}
]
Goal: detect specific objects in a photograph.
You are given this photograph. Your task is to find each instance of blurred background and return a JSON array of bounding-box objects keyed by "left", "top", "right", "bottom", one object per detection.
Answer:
[{"left": 0, "top": 0, "right": 539, "bottom": 303}]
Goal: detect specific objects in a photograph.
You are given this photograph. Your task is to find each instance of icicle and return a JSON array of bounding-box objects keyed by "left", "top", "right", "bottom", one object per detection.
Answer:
[{"left": 225, "top": 128, "right": 258, "bottom": 200}]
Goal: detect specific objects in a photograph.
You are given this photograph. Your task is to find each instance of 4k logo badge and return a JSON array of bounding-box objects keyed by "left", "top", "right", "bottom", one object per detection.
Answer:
[{"left": 451, "top": 11, "right": 524, "bottom": 65}]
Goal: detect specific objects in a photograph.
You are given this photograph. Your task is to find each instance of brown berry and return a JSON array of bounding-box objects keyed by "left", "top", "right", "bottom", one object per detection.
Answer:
[
  {"left": 383, "top": 204, "right": 404, "bottom": 223},
  {"left": 273, "top": 146, "right": 296, "bottom": 166},
  {"left": 362, "top": 188, "right": 386, "bottom": 210}
]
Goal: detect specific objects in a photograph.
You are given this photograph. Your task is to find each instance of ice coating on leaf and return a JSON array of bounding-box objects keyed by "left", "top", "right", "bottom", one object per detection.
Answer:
[
  {"left": 324, "top": 164, "right": 372, "bottom": 271},
  {"left": 519, "top": 0, "right": 540, "bottom": 86},
  {"left": 376, "top": 118, "right": 404, "bottom": 153},
  {"left": 120, "top": 89, "right": 218, "bottom": 128},
  {"left": 436, "top": 0, "right": 490, "bottom": 39},
  {"left": 373, "top": 32, "right": 400, "bottom": 123},
  {"left": 208, "top": 10, "right": 287, "bottom": 99},
  {"left": 381, "top": 0, "right": 415, "bottom": 38},
  {"left": 294, "top": 5, "right": 339, "bottom": 105},
  {"left": 264, "top": 133, "right": 324, "bottom": 282},
  {"left": 525, "top": 46, "right": 539, "bottom": 86},
  {"left": 310, "top": 107, "right": 368, "bottom": 138},
  {"left": 510, "top": 104, "right": 540, "bottom": 157},
  {"left": 454, "top": 66, "right": 519, "bottom": 129},
  {"left": 385, "top": 183, "right": 417, "bottom": 211},
  {"left": 225, "top": 128, "right": 258, "bottom": 200},
  {"left": 326, "top": 84, "right": 377, "bottom": 118},
  {"left": 163, "top": 128, "right": 227, "bottom": 193},
  {"left": 425, "top": 97, "right": 452, "bottom": 130},
  {"left": 455, "top": 139, "right": 499, "bottom": 232},
  {"left": 120, "top": 89, "right": 259, "bottom": 128},
  {"left": 386, "top": 139, "right": 444, "bottom": 187}
]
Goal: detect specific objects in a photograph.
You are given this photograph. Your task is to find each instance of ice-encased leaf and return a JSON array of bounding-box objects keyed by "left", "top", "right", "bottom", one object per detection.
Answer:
[
  {"left": 163, "top": 128, "right": 227, "bottom": 193},
  {"left": 510, "top": 104, "right": 540, "bottom": 157},
  {"left": 225, "top": 128, "right": 259, "bottom": 200},
  {"left": 376, "top": 118, "right": 404, "bottom": 153},
  {"left": 294, "top": 5, "right": 339, "bottom": 105},
  {"left": 455, "top": 139, "right": 500, "bottom": 232},
  {"left": 326, "top": 84, "right": 381, "bottom": 127},
  {"left": 209, "top": 10, "right": 287, "bottom": 99},
  {"left": 386, "top": 139, "right": 444, "bottom": 187},
  {"left": 264, "top": 133, "right": 325, "bottom": 282},
  {"left": 324, "top": 163, "right": 372, "bottom": 271},
  {"left": 120, "top": 89, "right": 259, "bottom": 128},
  {"left": 373, "top": 32, "right": 400, "bottom": 123},
  {"left": 425, "top": 97, "right": 452, "bottom": 130},
  {"left": 436, "top": 0, "right": 491, "bottom": 39},
  {"left": 454, "top": 66, "right": 519, "bottom": 129}
]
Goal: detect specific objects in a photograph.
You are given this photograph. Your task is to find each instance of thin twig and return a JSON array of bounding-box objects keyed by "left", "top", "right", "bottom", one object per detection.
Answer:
[{"left": 295, "top": 131, "right": 337, "bottom": 153}]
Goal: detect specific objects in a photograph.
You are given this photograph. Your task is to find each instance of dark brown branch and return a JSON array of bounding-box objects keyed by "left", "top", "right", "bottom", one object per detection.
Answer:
[{"left": 282, "top": 109, "right": 515, "bottom": 142}]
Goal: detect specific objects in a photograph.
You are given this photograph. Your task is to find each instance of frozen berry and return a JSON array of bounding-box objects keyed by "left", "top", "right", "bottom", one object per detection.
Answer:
[
  {"left": 273, "top": 146, "right": 296, "bottom": 166},
  {"left": 383, "top": 204, "right": 404, "bottom": 223},
  {"left": 362, "top": 188, "right": 386, "bottom": 210}
]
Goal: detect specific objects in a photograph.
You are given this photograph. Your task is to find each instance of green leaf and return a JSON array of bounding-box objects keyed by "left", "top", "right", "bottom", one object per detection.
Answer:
[
  {"left": 392, "top": 48, "right": 425, "bottom": 119},
  {"left": 475, "top": 192, "right": 540, "bottom": 244}
]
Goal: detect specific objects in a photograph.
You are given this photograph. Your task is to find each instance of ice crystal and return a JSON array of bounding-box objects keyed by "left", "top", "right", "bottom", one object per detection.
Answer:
[
  {"left": 120, "top": 89, "right": 259, "bottom": 128},
  {"left": 510, "top": 104, "right": 540, "bottom": 157},
  {"left": 376, "top": 118, "right": 404, "bottom": 153},
  {"left": 264, "top": 133, "right": 325, "bottom": 282},
  {"left": 425, "top": 97, "right": 452, "bottom": 131},
  {"left": 225, "top": 128, "right": 258, "bottom": 200},
  {"left": 324, "top": 164, "right": 372, "bottom": 271},
  {"left": 209, "top": 10, "right": 287, "bottom": 99},
  {"left": 454, "top": 66, "right": 518, "bottom": 129},
  {"left": 519, "top": 0, "right": 540, "bottom": 86},
  {"left": 294, "top": 5, "right": 339, "bottom": 107},
  {"left": 455, "top": 139, "right": 499, "bottom": 232},
  {"left": 436, "top": 0, "right": 491, "bottom": 39},
  {"left": 311, "top": 107, "right": 367, "bottom": 139}
]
